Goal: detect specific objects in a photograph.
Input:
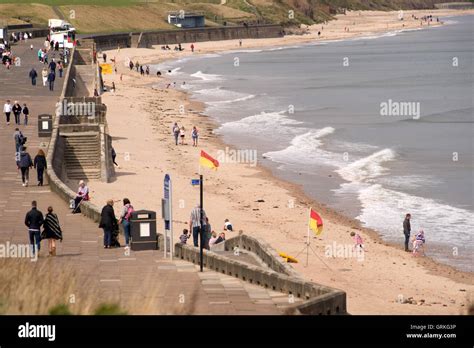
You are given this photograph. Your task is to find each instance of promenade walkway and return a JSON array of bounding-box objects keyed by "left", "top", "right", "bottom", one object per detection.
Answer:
[{"left": 0, "top": 39, "right": 296, "bottom": 314}]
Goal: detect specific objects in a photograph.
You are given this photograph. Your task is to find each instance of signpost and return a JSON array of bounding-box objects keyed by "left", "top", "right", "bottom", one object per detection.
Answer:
[{"left": 163, "top": 174, "right": 173, "bottom": 260}]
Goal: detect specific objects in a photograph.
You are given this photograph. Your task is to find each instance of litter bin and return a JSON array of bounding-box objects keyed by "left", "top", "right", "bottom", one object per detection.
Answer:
[
  {"left": 130, "top": 210, "right": 157, "bottom": 251},
  {"left": 38, "top": 114, "right": 52, "bottom": 137}
]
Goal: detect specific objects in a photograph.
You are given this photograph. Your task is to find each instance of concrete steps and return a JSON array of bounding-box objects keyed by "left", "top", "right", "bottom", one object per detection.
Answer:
[{"left": 62, "top": 132, "right": 101, "bottom": 181}]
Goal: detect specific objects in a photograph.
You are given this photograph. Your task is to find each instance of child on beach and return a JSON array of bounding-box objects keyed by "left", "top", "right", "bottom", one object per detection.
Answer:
[
  {"left": 208, "top": 231, "right": 218, "bottom": 248},
  {"left": 224, "top": 219, "right": 233, "bottom": 232},
  {"left": 180, "top": 229, "right": 189, "bottom": 244},
  {"left": 412, "top": 230, "right": 425, "bottom": 257},
  {"left": 192, "top": 126, "right": 199, "bottom": 147},
  {"left": 350, "top": 231, "right": 364, "bottom": 251},
  {"left": 180, "top": 126, "right": 186, "bottom": 145}
]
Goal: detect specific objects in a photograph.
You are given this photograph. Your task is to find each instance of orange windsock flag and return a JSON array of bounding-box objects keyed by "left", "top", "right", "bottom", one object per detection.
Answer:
[
  {"left": 309, "top": 208, "right": 323, "bottom": 235},
  {"left": 199, "top": 150, "right": 219, "bottom": 170}
]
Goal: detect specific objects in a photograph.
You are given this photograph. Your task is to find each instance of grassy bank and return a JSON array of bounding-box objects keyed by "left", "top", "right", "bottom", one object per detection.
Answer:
[{"left": 0, "top": 0, "right": 463, "bottom": 33}]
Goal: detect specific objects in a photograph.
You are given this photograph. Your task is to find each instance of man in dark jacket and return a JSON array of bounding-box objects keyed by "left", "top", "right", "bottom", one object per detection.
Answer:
[
  {"left": 99, "top": 199, "right": 118, "bottom": 249},
  {"left": 403, "top": 213, "right": 411, "bottom": 252},
  {"left": 49, "top": 59, "right": 56, "bottom": 73},
  {"left": 17, "top": 146, "right": 33, "bottom": 187},
  {"left": 12, "top": 101, "right": 22, "bottom": 125},
  {"left": 47, "top": 71, "right": 55, "bottom": 91},
  {"left": 29, "top": 67, "right": 38, "bottom": 86},
  {"left": 25, "top": 200, "right": 44, "bottom": 255}
]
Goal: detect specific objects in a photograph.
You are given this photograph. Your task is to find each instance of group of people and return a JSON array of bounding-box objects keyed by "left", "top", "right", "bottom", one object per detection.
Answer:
[
  {"left": 1, "top": 33, "right": 31, "bottom": 69},
  {"left": 98, "top": 198, "right": 134, "bottom": 249},
  {"left": 1, "top": 42, "right": 15, "bottom": 69},
  {"left": 403, "top": 213, "right": 426, "bottom": 256},
  {"left": 24, "top": 200, "right": 63, "bottom": 257},
  {"left": 180, "top": 204, "right": 234, "bottom": 250},
  {"left": 28, "top": 58, "right": 62, "bottom": 91},
  {"left": 172, "top": 123, "right": 199, "bottom": 146},
  {"left": 128, "top": 59, "right": 150, "bottom": 76},
  {"left": 14, "top": 138, "right": 47, "bottom": 187},
  {"left": 10, "top": 31, "right": 32, "bottom": 43},
  {"left": 4, "top": 100, "right": 29, "bottom": 125},
  {"left": 161, "top": 43, "right": 184, "bottom": 51}
]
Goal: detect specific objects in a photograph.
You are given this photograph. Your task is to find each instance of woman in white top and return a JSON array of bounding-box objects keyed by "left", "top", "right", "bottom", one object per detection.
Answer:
[
  {"left": 72, "top": 180, "right": 89, "bottom": 213},
  {"left": 41, "top": 67, "right": 48, "bottom": 86},
  {"left": 3, "top": 99, "right": 12, "bottom": 125}
]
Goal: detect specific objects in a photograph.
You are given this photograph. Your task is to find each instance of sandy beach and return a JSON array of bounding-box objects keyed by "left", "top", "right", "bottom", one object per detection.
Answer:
[{"left": 88, "top": 9, "right": 474, "bottom": 314}]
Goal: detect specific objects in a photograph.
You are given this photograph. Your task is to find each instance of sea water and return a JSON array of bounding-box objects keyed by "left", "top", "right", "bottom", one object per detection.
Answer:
[{"left": 154, "top": 16, "right": 474, "bottom": 272}]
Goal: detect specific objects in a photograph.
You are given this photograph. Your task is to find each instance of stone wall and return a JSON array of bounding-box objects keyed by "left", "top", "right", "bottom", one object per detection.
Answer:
[
  {"left": 224, "top": 234, "right": 302, "bottom": 278},
  {"left": 90, "top": 25, "right": 283, "bottom": 51},
  {"left": 135, "top": 24, "right": 284, "bottom": 48},
  {"left": 92, "top": 33, "right": 132, "bottom": 51},
  {"left": 175, "top": 242, "right": 347, "bottom": 315}
]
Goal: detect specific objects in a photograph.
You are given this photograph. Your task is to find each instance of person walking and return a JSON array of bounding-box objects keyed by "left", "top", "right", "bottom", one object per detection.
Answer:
[
  {"left": 189, "top": 204, "right": 206, "bottom": 247},
  {"left": 12, "top": 101, "right": 22, "bottom": 125},
  {"left": 172, "top": 122, "right": 180, "bottom": 145},
  {"left": 403, "top": 213, "right": 411, "bottom": 252},
  {"left": 29, "top": 67, "right": 38, "bottom": 86},
  {"left": 22, "top": 103, "right": 29, "bottom": 125},
  {"left": 4, "top": 99, "right": 12, "bottom": 125},
  {"left": 191, "top": 43, "right": 195, "bottom": 53},
  {"left": 192, "top": 126, "right": 199, "bottom": 147},
  {"left": 14, "top": 128, "right": 25, "bottom": 153},
  {"left": 17, "top": 146, "right": 33, "bottom": 187},
  {"left": 111, "top": 147, "right": 118, "bottom": 166},
  {"left": 180, "top": 126, "right": 186, "bottom": 145},
  {"left": 58, "top": 61, "right": 63, "bottom": 78},
  {"left": 47, "top": 71, "right": 55, "bottom": 91},
  {"left": 24, "top": 200, "right": 44, "bottom": 256},
  {"left": 41, "top": 67, "right": 48, "bottom": 86},
  {"left": 41, "top": 206, "right": 63, "bottom": 256},
  {"left": 49, "top": 58, "right": 56, "bottom": 73},
  {"left": 118, "top": 198, "right": 134, "bottom": 249},
  {"left": 99, "top": 199, "right": 118, "bottom": 249},
  {"left": 34, "top": 149, "right": 47, "bottom": 186}
]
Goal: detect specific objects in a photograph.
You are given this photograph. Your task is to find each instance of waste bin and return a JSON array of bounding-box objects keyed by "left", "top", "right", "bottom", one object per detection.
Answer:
[
  {"left": 130, "top": 210, "right": 157, "bottom": 251},
  {"left": 38, "top": 114, "right": 52, "bottom": 137}
]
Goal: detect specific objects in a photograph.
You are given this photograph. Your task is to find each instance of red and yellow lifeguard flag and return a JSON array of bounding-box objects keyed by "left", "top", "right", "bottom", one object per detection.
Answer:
[
  {"left": 309, "top": 208, "right": 323, "bottom": 235},
  {"left": 200, "top": 150, "right": 219, "bottom": 170}
]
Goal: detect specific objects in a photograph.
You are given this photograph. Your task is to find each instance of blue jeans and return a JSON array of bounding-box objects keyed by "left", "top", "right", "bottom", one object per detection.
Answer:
[
  {"left": 103, "top": 228, "right": 112, "bottom": 247},
  {"left": 192, "top": 226, "right": 200, "bottom": 247},
  {"left": 122, "top": 220, "right": 131, "bottom": 246},
  {"left": 28, "top": 229, "right": 41, "bottom": 254}
]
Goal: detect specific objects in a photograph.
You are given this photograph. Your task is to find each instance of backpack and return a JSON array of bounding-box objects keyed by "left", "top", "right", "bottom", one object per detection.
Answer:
[{"left": 124, "top": 205, "right": 134, "bottom": 221}]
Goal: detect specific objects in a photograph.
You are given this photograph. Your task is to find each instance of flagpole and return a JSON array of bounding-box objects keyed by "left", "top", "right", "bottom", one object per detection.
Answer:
[
  {"left": 198, "top": 152, "right": 203, "bottom": 272},
  {"left": 306, "top": 207, "right": 311, "bottom": 267},
  {"left": 199, "top": 173, "right": 204, "bottom": 272}
]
